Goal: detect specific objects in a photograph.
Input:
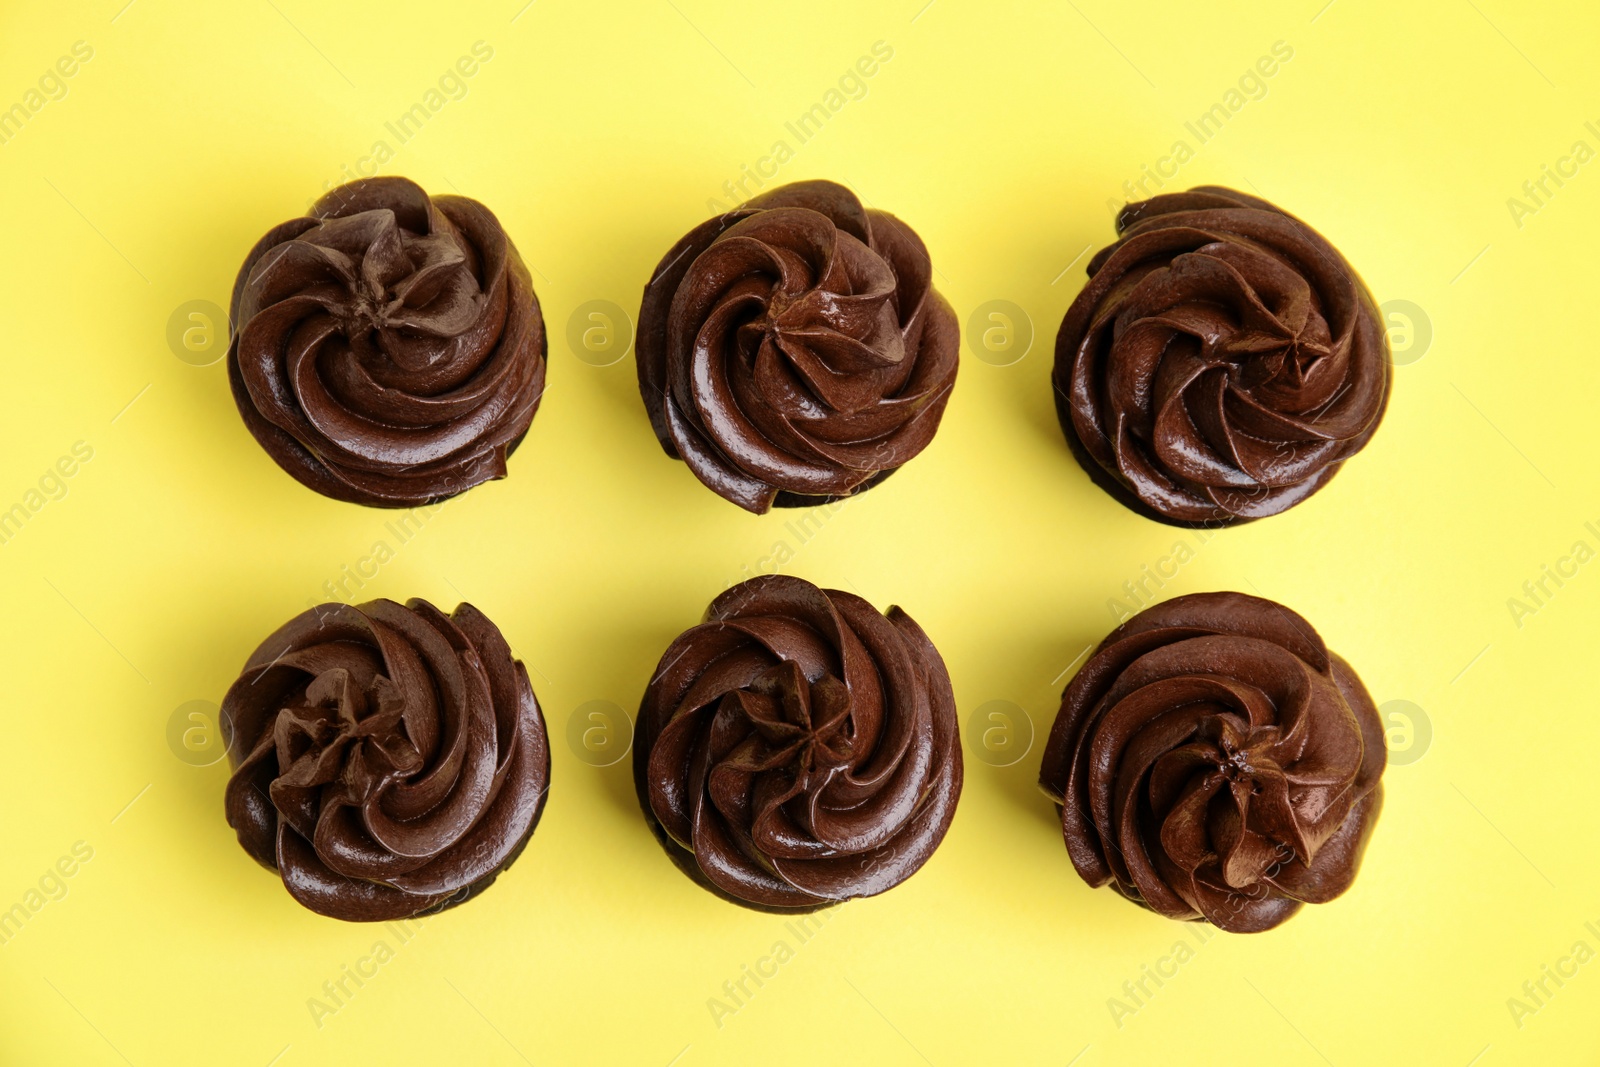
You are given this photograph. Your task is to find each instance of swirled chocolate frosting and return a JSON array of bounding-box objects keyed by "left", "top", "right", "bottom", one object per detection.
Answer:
[
  {"left": 1038, "top": 592, "right": 1383, "bottom": 932},
  {"left": 635, "top": 576, "right": 962, "bottom": 910},
  {"left": 637, "top": 180, "right": 959, "bottom": 513},
  {"left": 228, "top": 177, "right": 547, "bottom": 508},
  {"left": 1053, "top": 186, "right": 1389, "bottom": 526},
  {"left": 222, "top": 599, "right": 550, "bottom": 921}
]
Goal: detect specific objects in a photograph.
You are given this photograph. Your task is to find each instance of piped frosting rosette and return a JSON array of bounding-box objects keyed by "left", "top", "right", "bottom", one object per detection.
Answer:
[
  {"left": 222, "top": 598, "right": 549, "bottom": 921},
  {"left": 1038, "top": 592, "right": 1384, "bottom": 932},
  {"left": 635, "top": 576, "right": 962, "bottom": 909},
  {"left": 228, "top": 177, "right": 546, "bottom": 507},
  {"left": 1053, "top": 186, "right": 1389, "bottom": 526},
  {"left": 637, "top": 180, "right": 959, "bottom": 512}
]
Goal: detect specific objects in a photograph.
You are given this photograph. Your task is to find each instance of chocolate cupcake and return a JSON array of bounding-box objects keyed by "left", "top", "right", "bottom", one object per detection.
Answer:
[
  {"left": 228, "top": 177, "right": 547, "bottom": 507},
  {"left": 1038, "top": 592, "right": 1384, "bottom": 932},
  {"left": 222, "top": 599, "right": 550, "bottom": 921},
  {"left": 637, "top": 180, "right": 959, "bottom": 513},
  {"left": 1053, "top": 186, "right": 1389, "bottom": 526},
  {"left": 635, "top": 576, "right": 962, "bottom": 910}
]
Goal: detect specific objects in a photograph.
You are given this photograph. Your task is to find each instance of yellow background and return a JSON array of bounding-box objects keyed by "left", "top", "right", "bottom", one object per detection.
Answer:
[{"left": 1, "top": 0, "right": 1596, "bottom": 1063}]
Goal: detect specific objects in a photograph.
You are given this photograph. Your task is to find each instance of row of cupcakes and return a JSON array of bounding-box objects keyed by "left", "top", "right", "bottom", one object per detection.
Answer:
[
  {"left": 227, "top": 176, "right": 1391, "bottom": 524},
  {"left": 222, "top": 578, "right": 1384, "bottom": 934}
]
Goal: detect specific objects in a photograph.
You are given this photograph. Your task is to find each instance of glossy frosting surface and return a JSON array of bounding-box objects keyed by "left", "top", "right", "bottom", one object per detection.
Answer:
[
  {"left": 228, "top": 177, "right": 547, "bottom": 508},
  {"left": 637, "top": 180, "right": 959, "bottom": 513},
  {"left": 222, "top": 598, "right": 550, "bottom": 921},
  {"left": 635, "top": 575, "right": 962, "bottom": 909},
  {"left": 1038, "top": 591, "right": 1384, "bottom": 932},
  {"left": 1053, "top": 186, "right": 1389, "bottom": 526}
]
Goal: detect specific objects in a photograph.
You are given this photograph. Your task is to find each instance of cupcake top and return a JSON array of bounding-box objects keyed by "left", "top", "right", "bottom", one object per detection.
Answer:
[
  {"left": 1038, "top": 592, "right": 1384, "bottom": 932},
  {"left": 1053, "top": 186, "right": 1389, "bottom": 527},
  {"left": 637, "top": 180, "right": 959, "bottom": 513},
  {"left": 635, "top": 576, "right": 962, "bottom": 910},
  {"left": 222, "top": 598, "right": 550, "bottom": 921},
  {"left": 228, "top": 177, "right": 546, "bottom": 508}
]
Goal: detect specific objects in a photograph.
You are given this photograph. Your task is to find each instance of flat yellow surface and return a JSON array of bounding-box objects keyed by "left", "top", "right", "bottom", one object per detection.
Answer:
[{"left": 1, "top": 0, "right": 1596, "bottom": 1064}]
